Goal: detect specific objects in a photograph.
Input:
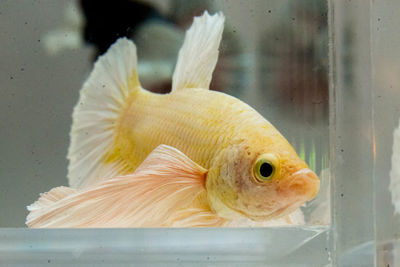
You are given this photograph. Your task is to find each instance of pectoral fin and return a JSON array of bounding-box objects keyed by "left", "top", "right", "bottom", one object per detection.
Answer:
[
  {"left": 26, "top": 145, "right": 221, "bottom": 228},
  {"left": 167, "top": 207, "right": 227, "bottom": 227}
]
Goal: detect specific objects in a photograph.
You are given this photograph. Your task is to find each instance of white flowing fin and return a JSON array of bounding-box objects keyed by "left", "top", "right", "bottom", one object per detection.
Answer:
[
  {"left": 390, "top": 119, "right": 400, "bottom": 214},
  {"left": 68, "top": 37, "right": 141, "bottom": 189},
  {"left": 27, "top": 186, "right": 77, "bottom": 212},
  {"left": 171, "top": 11, "right": 225, "bottom": 92},
  {"left": 26, "top": 145, "right": 223, "bottom": 228},
  {"left": 168, "top": 207, "right": 227, "bottom": 227}
]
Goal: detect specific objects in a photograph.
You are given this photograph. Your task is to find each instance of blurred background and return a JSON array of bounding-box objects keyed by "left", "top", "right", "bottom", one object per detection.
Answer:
[{"left": 0, "top": 0, "right": 329, "bottom": 227}]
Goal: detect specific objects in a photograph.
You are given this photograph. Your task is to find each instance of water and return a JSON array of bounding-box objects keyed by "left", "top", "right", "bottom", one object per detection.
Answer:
[
  {"left": 0, "top": 0, "right": 330, "bottom": 226},
  {"left": 4, "top": 0, "right": 399, "bottom": 266},
  {"left": 371, "top": 0, "right": 400, "bottom": 266}
]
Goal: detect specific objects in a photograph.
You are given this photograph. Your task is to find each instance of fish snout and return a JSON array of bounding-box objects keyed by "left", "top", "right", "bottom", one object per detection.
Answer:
[{"left": 286, "top": 169, "right": 320, "bottom": 200}]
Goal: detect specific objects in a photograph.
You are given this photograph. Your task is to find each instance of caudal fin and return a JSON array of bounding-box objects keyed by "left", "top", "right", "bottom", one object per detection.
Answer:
[{"left": 68, "top": 38, "right": 141, "bottom": 189}]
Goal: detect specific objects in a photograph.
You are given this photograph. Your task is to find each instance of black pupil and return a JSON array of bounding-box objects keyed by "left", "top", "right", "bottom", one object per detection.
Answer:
[{"left": 259, "top": 162, "right": 273, "bottom": 178}]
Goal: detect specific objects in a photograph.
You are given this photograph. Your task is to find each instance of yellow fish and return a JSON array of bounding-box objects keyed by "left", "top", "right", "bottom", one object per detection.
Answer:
[{"left": 26, "top": 11, "right": 319, "bottom": 228}]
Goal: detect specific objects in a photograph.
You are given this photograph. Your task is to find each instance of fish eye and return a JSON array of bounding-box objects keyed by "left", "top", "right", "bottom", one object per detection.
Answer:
[
  {"left": 253, "top": 154, "right": 279, "bottom": 182},
  {"left": 260, "top": 162, "right": 273, "bottom": 177}
]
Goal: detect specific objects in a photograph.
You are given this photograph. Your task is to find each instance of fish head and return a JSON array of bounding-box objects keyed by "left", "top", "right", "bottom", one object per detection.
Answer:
[{"left": 206, "top": 132, "right": 320, "bottom": 221}]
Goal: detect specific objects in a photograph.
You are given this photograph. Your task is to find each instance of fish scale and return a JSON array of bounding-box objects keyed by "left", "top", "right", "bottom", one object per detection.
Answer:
[{"left": 110, "top": 87, "right": 260, "bottom": 173}]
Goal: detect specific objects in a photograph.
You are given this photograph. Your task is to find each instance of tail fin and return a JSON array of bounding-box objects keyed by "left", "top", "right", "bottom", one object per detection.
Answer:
[{"left": 68, "top": 38, "right": 141, "bottom": 189}]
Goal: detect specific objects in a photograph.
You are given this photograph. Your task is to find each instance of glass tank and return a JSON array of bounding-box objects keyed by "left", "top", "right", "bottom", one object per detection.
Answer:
[
  {"left": 371, "top": 0, "right": 400, "bottom": 266},
  {"left": 0, "top": 0, "right": 397, "bottom": 266}
]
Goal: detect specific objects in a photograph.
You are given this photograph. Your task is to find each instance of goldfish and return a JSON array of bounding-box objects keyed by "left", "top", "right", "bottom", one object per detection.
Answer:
[{"left": 26, "top": 11, "right": 319, "bottom": 228}]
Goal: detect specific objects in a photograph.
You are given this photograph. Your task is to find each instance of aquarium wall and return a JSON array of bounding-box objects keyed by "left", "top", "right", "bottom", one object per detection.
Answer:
[
  {"left": 0, "top": 0, "right": 329, "bottom": 229},
  {"left": 0, "top": 1, "right": 92, "bottom": 227},
  {"left": 329, "top": 1, "right": 375, "bottom": 265},
  {"left": 371, "top": 0, "right": 400, "bottom": 266},
  {"left": 8, "top": 0, "right": 399, "bottom": 266}
]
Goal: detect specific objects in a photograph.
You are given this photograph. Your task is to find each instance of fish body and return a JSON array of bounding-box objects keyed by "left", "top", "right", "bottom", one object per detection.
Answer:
[
  {"left": 27, "top": 11, "right": 319, "bottom": 228},
  {"left": 109, "top": 87, "right": 267, "bottom": 175},
  {"left": 106, "top": 87, "right": 314, "bottom": 220}
]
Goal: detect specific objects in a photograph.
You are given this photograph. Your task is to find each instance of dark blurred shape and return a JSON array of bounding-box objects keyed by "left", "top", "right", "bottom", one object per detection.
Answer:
[
  {"left": 78, "top": 0, "right": 246, "bottom": 96},
  {"left": 168, "top": 0, "right": 212, "bottom": 27},
  {"left": 79, "top": 0, "right": 178, "bottom": 93},
  {"left": 80, "top": 0, "right": 166, "bottom": 58}
]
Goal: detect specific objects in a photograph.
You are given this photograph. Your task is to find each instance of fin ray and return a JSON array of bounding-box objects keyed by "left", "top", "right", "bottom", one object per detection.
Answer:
[
  {"left": 68, "top": 37, "right": 141, "bottom": 189},
  {"left": 172, "top": 11, "right": 225, "bottom": 91},
  {"left": 26, "top": 186, "right": 77, "bottom": 214},
  {"left": 27, "top": 145, "right": 218, "bottom": 228}
]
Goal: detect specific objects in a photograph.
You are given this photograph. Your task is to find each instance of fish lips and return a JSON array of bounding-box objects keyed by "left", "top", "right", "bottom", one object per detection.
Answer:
[{"left": 283, "top": 168, "right": 320, "bottom": 201}]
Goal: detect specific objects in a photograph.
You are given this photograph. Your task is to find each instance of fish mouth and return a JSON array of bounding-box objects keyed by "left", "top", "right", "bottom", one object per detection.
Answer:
[
  {"left": 243, "top": 169, "right": 320, "bottom": 221},
  {"left": 285, "top": 169, "right": 320, "bottom": 201},
  {"left": 213, "top": 169, "right": 320, "bottom": 222}
]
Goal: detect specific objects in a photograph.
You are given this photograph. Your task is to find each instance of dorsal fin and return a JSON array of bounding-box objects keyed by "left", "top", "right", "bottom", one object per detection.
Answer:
[
  {"left": 67, "top": 38, "right": 141, "bottom": 189},
  {"left": 171, "top": 11, "right": 225, "bottom": 92}
]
